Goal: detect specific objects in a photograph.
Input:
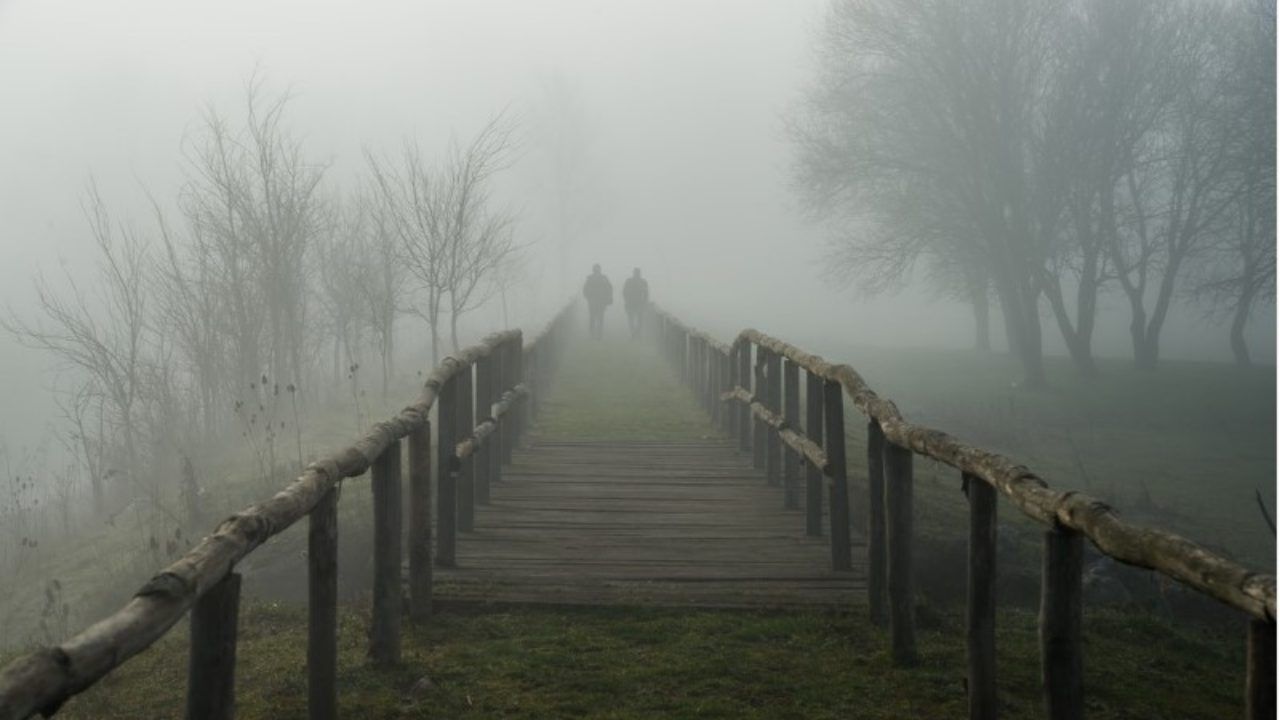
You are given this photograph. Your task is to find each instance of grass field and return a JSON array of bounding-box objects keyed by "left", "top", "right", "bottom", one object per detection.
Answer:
[{"left": 37, "top": 600, "right": 1243, "bottom": 720}]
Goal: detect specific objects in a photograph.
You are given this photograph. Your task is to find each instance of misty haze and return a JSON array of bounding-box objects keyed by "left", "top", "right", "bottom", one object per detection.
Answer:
[{"left": 0, "top": 1, "right": 1274, "bottom": 718}]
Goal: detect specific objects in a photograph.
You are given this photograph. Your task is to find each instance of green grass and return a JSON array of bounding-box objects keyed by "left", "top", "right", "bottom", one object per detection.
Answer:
[
  {"left": 40, "top": 600, "right": 1242, "bottom": 719},
  {"left": 531, "top": 334, "right": 719, "bottom": 442}
]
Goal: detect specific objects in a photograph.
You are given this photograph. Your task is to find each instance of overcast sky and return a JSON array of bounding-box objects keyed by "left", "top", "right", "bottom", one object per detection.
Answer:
[{"left": 0, "top": 0, "right": 1273, "bottom": 448}]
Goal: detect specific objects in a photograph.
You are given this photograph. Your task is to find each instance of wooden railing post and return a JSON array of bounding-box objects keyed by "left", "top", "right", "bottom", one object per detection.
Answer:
[
  {"left": 475, "top": 354, "right": 494, "bottom": 506},
  {"left": 457, "top": 365, "right": 475, "bottom": 533},
  {"left": 719, "top": 351, "right": 732, "bottom": 434},
  {"left": 308, "top": 488, "right": 338, "bottom": 720},
  {"left": 804, "top": 370, "right": 824, "bottom": 537},
  {"left": 436, "top": 375, "right": 458, "bottom": 568},
  {"left": 503, "top": 339, "right": 517, "bottom": 464},
  {"left": 512, "top": 333, "right": 525, "bottom": 450},
  {"left": 823, "top": 380, "right": 852, "bottom": 571},
  {"left": 370, "top": 440, "right": 402, "bottom": 666},
  {"left": 738, "top": 344, "right": 751, "bottom": 453},
  {"left": 1248, "top": 619, "right": 1276, "bottom": 720},
  {"left": 1041, "top": 525, "right": 1083, "bottom": 720},
  {"left": 884, "top": 440, "right": 917, "bottom": 665},
  {"left": 765, "top": 349, "right": 782, "bottom": 488},
  {"left": 965, "top": 472, "right": 997, "bottom": 720},
  {"left": 187, "top": 572, "right": 241, "bottom": 720},
  {"left": 867, "top": 420, "right": 887, "bottom": 625},
  {"left": 753, "top": 347, "right": 766, "bottom": 471},
  {"left": 408, "top": 421, "right": 432, "bottom": 621},
  {"left": 782, "top": 359, "right": 800, "bottom": 510}
]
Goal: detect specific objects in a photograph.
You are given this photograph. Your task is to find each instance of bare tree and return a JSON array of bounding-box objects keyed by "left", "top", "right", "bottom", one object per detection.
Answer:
[
  {"left": 367, "top": 112, "right": 520, "bottom": 359},
  {"left": 1192, "top": 0, "right": 1276, "bottom": 366},
  {"left": 5, "top": 182, "right": 149, "bottom": 488},
  {"left": 791, "top": 0, "right": 1058, "bottom": 386},
  {"left": 1108, "top": 1, "right": 1243, "bottom": 370},
  {"left": 356, "top": 191, "right": 406, "bottom": 397}
]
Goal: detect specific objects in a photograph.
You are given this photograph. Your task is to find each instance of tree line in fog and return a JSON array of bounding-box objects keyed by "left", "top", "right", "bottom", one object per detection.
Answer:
[{"left": 791, "top": 0, "right": 1275, "bottom": 384}]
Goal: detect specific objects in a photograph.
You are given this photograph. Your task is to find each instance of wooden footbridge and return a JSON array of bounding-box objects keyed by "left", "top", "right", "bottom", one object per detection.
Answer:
[{"left": 0, "top": 302, "right": 1274, "bottom": 720}]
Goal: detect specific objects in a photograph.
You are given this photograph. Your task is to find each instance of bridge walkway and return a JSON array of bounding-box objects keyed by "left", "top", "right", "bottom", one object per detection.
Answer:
[{"left": 434, "top": 329, "right": 865, "bottom": 609}]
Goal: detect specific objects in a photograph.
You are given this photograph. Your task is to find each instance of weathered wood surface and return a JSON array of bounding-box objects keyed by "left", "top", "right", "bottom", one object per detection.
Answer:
[{"left": 433, "top": 440, "right": 866, "bottom": 609}]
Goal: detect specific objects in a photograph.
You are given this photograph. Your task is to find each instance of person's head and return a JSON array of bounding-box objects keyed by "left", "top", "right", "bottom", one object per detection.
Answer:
[
  {"left": 632, "top": 268, "right": 641, "bottom": 278},
  {"left": 592, "top": 263, "right": 601, "bottom": 274}
]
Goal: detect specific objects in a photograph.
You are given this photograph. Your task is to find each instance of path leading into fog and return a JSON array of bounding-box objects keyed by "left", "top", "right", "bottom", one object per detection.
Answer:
[{"left": 432, "top": 328, "right": 865, "bottom": 609}]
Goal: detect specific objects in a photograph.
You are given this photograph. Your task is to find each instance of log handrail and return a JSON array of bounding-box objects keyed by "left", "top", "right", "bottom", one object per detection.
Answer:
[
  {"left": 652, "top": 306, "right": 1275, "bottom": 620},
  {"left": 0, "top": 302, "right": 575, "bottom": 720}
]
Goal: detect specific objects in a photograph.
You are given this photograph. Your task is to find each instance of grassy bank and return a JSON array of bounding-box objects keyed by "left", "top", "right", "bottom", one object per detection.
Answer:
[{"left": 38, "top": 600, "right": 1243, "bottom": 720}]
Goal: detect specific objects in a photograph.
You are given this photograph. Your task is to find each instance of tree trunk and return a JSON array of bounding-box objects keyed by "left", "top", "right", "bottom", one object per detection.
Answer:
[{"left": 1231, "top": 284, "right": 1256, "bottom": 368}]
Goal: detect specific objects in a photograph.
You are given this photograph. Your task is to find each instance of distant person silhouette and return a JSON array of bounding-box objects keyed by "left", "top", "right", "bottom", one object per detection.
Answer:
[
  {"left": 622, "top": 268, "right": 649, "bottom": 339},
  {"left": 582, "top": 264, "right": 613, "bottom": 339}
]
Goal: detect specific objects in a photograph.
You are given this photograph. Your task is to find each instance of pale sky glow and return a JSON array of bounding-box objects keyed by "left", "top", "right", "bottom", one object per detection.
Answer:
[{"left": 0, "top": 0, "right": 1272, "bottom": 448}]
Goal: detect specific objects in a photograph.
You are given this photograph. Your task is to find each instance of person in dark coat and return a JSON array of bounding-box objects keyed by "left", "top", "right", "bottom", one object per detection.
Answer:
[
  {"left": 622, "top": 268, "right": 650, "bottom": 339},
  {"left": 582, "top": 264, "right": 613, "bottom": 339}
]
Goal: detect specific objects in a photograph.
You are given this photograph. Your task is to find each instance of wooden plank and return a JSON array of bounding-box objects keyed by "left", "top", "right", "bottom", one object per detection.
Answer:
[
  {"left": 186, "top": 572, "right": 240, "bottom": 720},
  {"left": 965, "top": 473, "right": 997, "bottom": 720},
  {"left": 1041, "top": 525, "right": 1083, "bottom": 720},
  {"left": 884, "top": 440, "right": 917, "bottom": 666},
  {"left": 307, "top": 490, "right": 338, "bottom": 720},
  {"left": 370, "top": 440, "right": 402, "bottom": 666},
  {"left": 457, "top": 365, "right": 475, "bottom": 533},
  {"left": 1248, "top": 619, "right": 1276, "bottom": 720},
  {"left": 408, "top": 421, "right": 433, "bottom": 621},
  {"left": 436, "top": 376, "right": 458, "bottom": 567},
  {"left": 783, "top": 360, "right": 800, "bottom": 511},
  {"left": 824, "top": 381, "right": 852, "bottom": 572},
  {"left": 805, "top": 370, "right": 823, "bottom": 536},
  {"left": 867, "top": 420, "right": 887, "bottom": 626}
]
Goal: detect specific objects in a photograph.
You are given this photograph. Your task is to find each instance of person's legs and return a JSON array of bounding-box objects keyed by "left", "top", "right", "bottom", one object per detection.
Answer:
[{"left": 589, "top": 305, "right": 604, "bottom": 338}]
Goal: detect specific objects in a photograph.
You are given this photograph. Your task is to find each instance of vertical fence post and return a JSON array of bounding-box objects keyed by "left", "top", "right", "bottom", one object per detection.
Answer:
[
  {"left": 408, "top": 421, "right": 432, "bottom": 621},
  {"left": 1041, "top": 525, "right": 1083, "bottom": 720},
  {"left": 753, "top": 347, "right": 766, "bottom": 471},
  {"left": 370, "top": 440, "right": 402, "bottom": 666},
  {"left": 765, "top": 349, "right": 782, "bottom": 488},
  {"left": 187, "top": 572, "right": 241, "bottom": 720},
  {"left": 1248, "top": 619, "right": 1276, "bottom": 720},
  {"left": 719, "top": 351, "right": 732, "bottom": 435},
  {"left": 884, "top": 440, "right": 917, "bottom": 665},
  {"left": 823, "top": 380, "right": 852, "bottom": 571},
  {"left": 489, "top": 349, "right": 503, "bottom": 490},
  {"left": 867, "top": 420, "right": 887, "bottom": 626},
  {"left": 436, "top": 375, "right": 458, "bottom": 567},
  {"left": 503, "top": 339, "right": 518, "bottom": 464},
  {"left": 782, "top": 359, "right": 800, "bottom": 510},
  {"left": 457, "top": 365, "right": 475, "bottom": 533},
  {"left": 475, "top": 353, "right": 493, "bottom": 506},
  {"left": 804, "top": 370, "right": 824, "bottom": 537},
  {"left": 738, "top": 344, "right": 751, "bottom": 453},
  {"left": 308, "top": 488, "right": 338, "bottom": 720},
  {"left": 512, "top": 332, "right": 525, "bottom": 450},
  {"left": 965, "top": 473, "right": 997, "bottom": 720}
]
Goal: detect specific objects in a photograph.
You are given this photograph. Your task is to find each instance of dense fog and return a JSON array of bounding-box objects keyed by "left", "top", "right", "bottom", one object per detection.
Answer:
[{"left": 0, "top": 0, "right": 1273, "bottom": 664}]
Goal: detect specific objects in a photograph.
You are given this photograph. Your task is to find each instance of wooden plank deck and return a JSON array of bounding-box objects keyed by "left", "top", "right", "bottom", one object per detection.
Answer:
[{"left": 434, "top": 438, "right": 866, "bottom": 609}]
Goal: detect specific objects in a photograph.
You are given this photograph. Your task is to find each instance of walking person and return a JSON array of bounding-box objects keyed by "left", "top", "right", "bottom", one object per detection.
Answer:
[
  {"left": 622, "top": 268, "right": 649, "bottom": 339},
  {"left": 582, "top": 263, "right": 613, "bottom": 339}
]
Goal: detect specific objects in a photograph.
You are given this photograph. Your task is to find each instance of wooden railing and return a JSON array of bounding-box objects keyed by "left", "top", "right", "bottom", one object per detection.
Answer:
[
  {"left": 0, "top": 303, "right": 575, "bottom": 720},
  {"left": 651, "top": 306, "right": 1276, "bottom": 720}
]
